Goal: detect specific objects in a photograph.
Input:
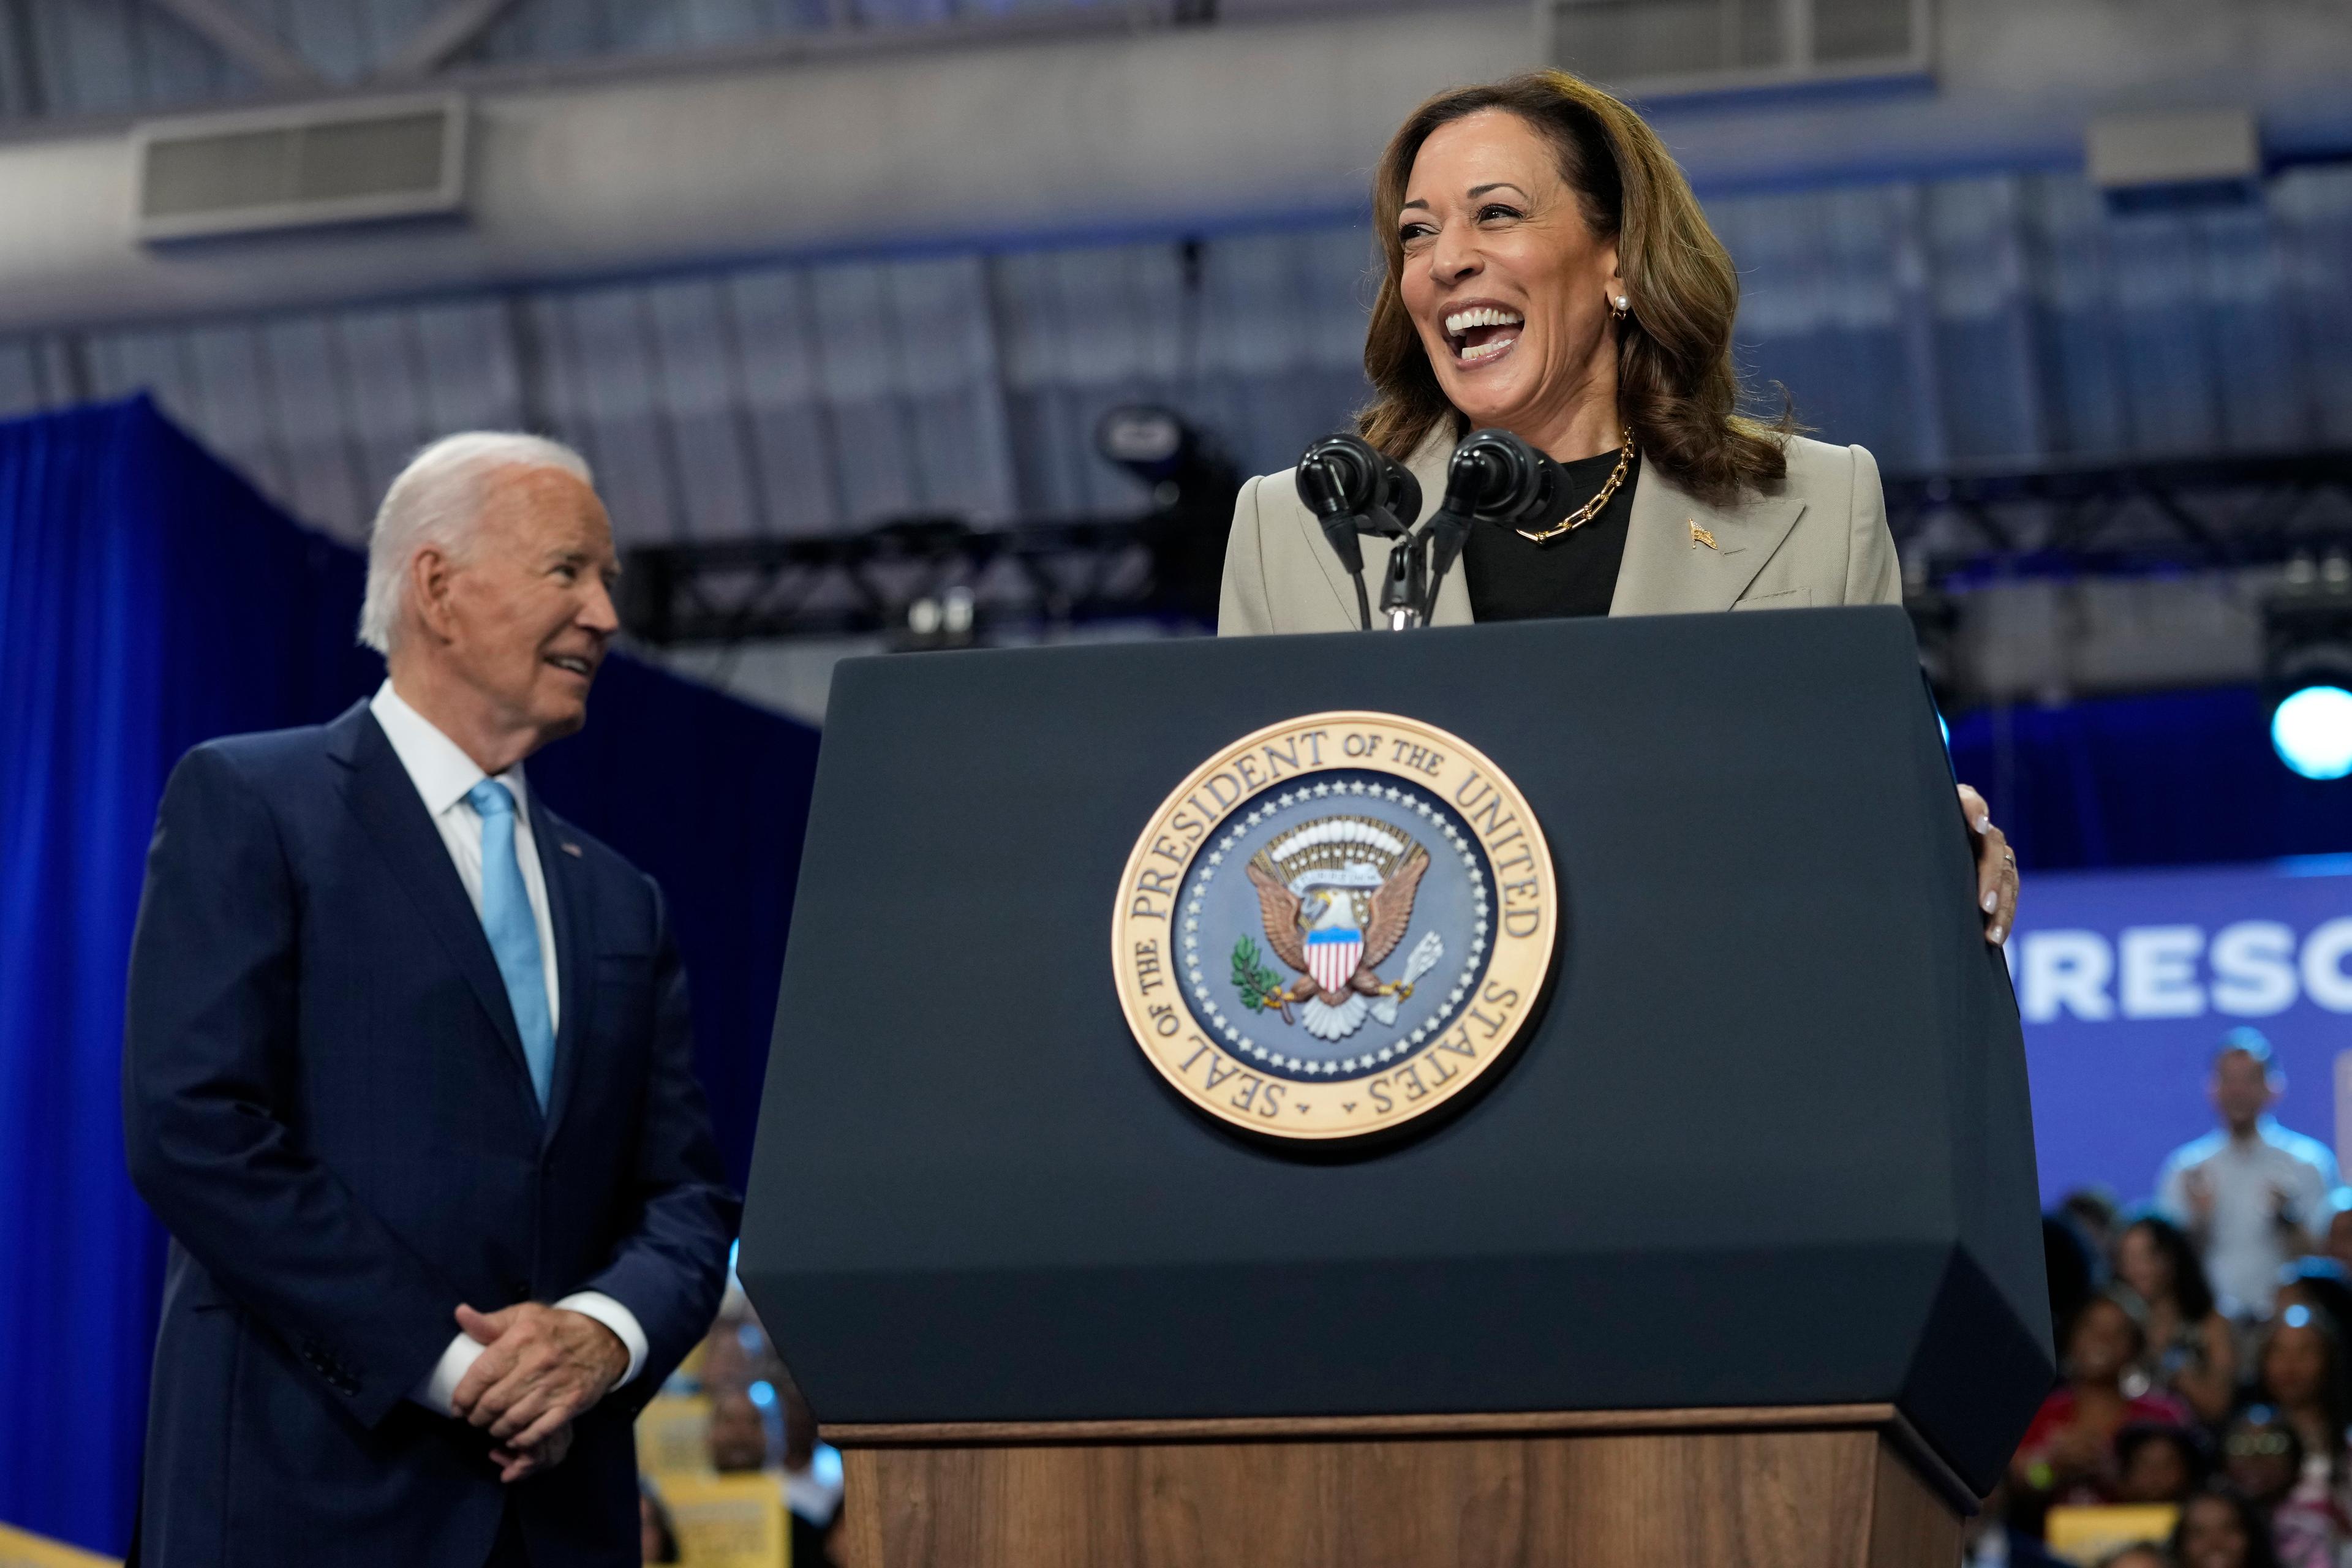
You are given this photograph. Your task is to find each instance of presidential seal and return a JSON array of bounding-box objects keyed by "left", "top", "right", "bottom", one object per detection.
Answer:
[{"left": 1112, "top": 711, "right": 1556, "bottom": 1141}]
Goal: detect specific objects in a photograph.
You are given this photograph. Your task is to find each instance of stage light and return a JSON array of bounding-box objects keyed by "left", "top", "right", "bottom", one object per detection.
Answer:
[
  {"left": 1093, "top": 404, "right": 1241, "bottom": 625},
  {"left": 2272, "top": 686, "right": 2352, "bottom": 780},
  {"left": 1096, "top": 405, "right": 1188, "bottom": 478},
  {"left": 2263, "top": 551, "right": 2352, "bottom": 780}
]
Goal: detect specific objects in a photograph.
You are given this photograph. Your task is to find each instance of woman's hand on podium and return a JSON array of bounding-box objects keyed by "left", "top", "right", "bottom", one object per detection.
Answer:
[{"left": 1958, "top": 783, "right": 2018, "bottom": 946}]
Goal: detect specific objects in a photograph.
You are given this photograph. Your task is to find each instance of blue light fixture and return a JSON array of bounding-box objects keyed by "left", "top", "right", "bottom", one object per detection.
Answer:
[
  {"left": 2272, "top": 685, "right": 2352, "bottom": 780},
  {"left": 2263, "top": 557, "right": 2352, "bottom": 781}
]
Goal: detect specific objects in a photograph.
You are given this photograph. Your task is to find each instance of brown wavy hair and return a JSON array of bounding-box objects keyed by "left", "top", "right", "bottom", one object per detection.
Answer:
[{"left": 1359, "top": 70, "right": 1789, "bottom": 506}]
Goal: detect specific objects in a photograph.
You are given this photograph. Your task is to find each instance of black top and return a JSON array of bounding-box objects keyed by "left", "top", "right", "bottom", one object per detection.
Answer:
[{"left": 1461, "top": 448, "right": 1640, "bottom": 621}]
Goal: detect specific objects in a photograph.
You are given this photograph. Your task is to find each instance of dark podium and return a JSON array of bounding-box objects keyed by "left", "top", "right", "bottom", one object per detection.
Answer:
[{"left": 740, "top": 607, "right": 2051, "bottom": 1567}]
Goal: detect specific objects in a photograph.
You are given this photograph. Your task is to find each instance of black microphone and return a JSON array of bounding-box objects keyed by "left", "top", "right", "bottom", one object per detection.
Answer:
[
  {"left": 1416, "top": 429, "right": 1566, "bottom": 622},
  {"left": 1295, "top": 434, "right": 1426, "bottom": 630}
]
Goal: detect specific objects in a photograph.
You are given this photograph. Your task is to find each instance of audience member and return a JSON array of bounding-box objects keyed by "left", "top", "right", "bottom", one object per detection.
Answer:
[
  {"left": 2321, "top": 1193, "right": 2352, "bottom": 1275},
  {"left": 701, "top": 1309, "right": 780, "bottom": 1393},
  {"left": 2117, "top": 1420, "right": 2209, "bottom": 1504},
  {"left": 2155, "top": 1031, "right": 2339, "bottom": 1321},
  {"left": 1962, "top": 1480, "right": 2073, "bottom": 1568},
  {"left": 2096, "top": 1547, "right": 2170, "bottom": 1568},
  {"left": 2117, "top": 1210, "right": 2239, "bottom": 1422},
  {"left": 775, "top": 1368, "right": 846, "bottom": 1565},
  {"left": 2067, "top": 1188, "right": 2124, "bottom": 1261},
  {"left": 707, "top": 1385, "right": 770, "bottom": 1474},
  {"left": 2172, "top": 1482, "right": 2285, "bottom": 1568},
  {"left": 707, "top": 1374, "right": 845, "bottom": 1567},
  {"left": 2014, "top": 1288, "right": 2196, "bottom": 1509},
  {"left": 2223, "top": 1407, "right": 2305, "bottom": 1514},
  {"left": 638, "top": 1478, "right": 680, "bottom": 1565},
  {"left": 2247, "top": 1306, "right": 2352, "bottom": 1567},
  {"left": 2049, "top": 1212, "right": 2104, "bottom": 1347},
  {"left": 2275, "top": 1261, "right": 2352, "bottom": 1346},
  {"left": 2250, "top": 1307, "right": 2350, "bottom": 1469}
]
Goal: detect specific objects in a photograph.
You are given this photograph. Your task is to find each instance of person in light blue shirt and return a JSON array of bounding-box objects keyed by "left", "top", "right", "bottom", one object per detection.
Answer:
[{"left": 2155, "top": 1029, "right": 2339, "bottom": 1320}]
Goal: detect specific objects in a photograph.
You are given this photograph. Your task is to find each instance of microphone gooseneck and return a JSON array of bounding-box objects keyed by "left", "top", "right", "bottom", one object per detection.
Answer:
[
  {"left": 1294, "top": 434, "right": 1427, "bottom": 631},
  {"left": 1413, "top": 430, "right": 1567, "bottom": 624}
]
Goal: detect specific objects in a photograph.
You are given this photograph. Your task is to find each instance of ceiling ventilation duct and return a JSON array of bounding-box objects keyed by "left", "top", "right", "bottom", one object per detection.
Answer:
[
  {"left": 134, "top": 93, "right": 467, "bottom": 243},
  {"left": 1544, "top": 0, "right": 1928, "bottom": 92},
  {"left": 2087, "top": 108, "right": 2262, "bottom": 212}
]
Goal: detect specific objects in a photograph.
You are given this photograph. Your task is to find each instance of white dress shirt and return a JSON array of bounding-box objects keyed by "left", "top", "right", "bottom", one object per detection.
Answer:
[
  {"left": 370, "top": 680, "right": 648, "bottom": 1415},
  {"left": 2155, "top": 1114, "right": 2341, "bottom": 1316}
]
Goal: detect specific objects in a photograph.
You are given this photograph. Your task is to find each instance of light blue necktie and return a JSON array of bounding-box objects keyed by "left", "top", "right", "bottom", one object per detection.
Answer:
[{"left": 467, "top": 780, "right": 554, "bottom": 1110}]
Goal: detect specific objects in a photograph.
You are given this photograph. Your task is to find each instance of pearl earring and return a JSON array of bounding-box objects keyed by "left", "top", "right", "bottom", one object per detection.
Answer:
[{"left": 1610, "top": 295, "right": 1630, "bottom": 320}]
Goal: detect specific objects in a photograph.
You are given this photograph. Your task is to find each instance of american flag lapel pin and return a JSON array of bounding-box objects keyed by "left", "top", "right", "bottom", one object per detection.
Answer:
[{"left": 1689, "top": 521, "right": 1717, "bottom": 551}]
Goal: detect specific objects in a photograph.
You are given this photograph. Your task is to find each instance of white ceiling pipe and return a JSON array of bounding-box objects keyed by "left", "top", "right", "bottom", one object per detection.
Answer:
[
  {"left": 0, "top": 9, "right": 1528, "bottom": 334},
  {"left": 0, "top": 0, "right": 2349, "bottom": 334}
]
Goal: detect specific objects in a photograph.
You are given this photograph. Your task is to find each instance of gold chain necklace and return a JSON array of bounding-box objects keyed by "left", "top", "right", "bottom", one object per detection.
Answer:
[{"left": 1515, "top": 428, "right": 1636, "bottom": 543}]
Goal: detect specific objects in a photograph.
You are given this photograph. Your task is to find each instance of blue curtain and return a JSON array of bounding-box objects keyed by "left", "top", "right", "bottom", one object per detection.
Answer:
[
  {"left": 1948, "top": 687, "right": 2352, "bottom": 871},
  {"left": 0, "top": 397, "right": 816, "bottom": 1555}
]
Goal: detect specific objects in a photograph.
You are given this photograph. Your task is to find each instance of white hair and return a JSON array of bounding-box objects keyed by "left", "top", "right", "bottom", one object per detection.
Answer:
[{"left": 358, "top": 432, "right": 594, "bottom": 654}]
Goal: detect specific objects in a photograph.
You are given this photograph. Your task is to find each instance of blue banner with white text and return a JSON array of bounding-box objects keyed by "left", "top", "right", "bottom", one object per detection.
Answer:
[{"left": 2011, "top": 858, "right": 2352, "bottom": 1205}]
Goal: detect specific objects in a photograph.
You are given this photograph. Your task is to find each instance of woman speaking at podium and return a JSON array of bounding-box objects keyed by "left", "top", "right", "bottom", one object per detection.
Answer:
[{"left": 1216, "top": 69, "right": 2018, "bottom": 941}]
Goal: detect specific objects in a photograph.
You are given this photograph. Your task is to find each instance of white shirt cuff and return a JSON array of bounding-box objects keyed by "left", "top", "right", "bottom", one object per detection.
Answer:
[
  {"left": 406, "top": 1294, "right": 647, "bottom": 1418},
  {"left": 410, "top": 1330, "right": 488, "bottom": 1417},
  {"left": 555, "top": 1291, "right": 649, "bottom": 1390}
]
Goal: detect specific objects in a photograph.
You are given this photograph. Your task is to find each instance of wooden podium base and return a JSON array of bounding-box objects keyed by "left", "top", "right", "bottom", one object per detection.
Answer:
[{"left": 824, "top": 1404, "right": 1972, "bottom": 1568}]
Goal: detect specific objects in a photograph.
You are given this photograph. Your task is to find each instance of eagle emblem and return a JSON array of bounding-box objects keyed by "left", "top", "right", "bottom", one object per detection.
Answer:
[
  {"left": 1238, "top": 814, "right": 1446, "bottom": 1041},
  {"left": 1115, "top": 711, "right": 1557, "bottom": 1141}
]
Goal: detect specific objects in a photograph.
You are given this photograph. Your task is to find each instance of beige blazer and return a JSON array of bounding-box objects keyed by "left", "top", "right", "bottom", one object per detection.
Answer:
[{"left": 1217, "top": 430, "right": 1901, "bottom": 635}]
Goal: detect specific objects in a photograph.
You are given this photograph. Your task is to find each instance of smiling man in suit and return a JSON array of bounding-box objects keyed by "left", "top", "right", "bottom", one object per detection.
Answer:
[{"left": 124, "top": 433, "right": 739, "bottom": 1567}]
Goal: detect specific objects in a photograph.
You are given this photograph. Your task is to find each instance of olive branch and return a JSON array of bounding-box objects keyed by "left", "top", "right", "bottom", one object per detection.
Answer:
[{"left": 1231, "top": 935, "right": 1286, "bottom": 1012}]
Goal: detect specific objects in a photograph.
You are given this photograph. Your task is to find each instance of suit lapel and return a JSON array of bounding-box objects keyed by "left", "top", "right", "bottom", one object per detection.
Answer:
[
  {"left": 327, "top": 702, "right": 542, "bottom": 1128},
  {"left": 530, "top": 791, "right": 590, "bottom": 1148},
  {"left": 1610, "top": 463, "right": 1806, "bottom": 616},
  {"left": 1302, "top": 507, "right": 1369, "bottom": 631}
]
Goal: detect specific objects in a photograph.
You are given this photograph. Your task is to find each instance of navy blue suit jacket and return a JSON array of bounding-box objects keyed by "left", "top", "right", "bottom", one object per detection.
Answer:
[{"left": 123, "top": 700, "right": 740, "bottom": 1567}]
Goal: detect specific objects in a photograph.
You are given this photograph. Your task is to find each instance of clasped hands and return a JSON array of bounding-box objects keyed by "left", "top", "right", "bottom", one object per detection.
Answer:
[{"left": 449, "top": 1302, "right": 630, "bottom": 1484}]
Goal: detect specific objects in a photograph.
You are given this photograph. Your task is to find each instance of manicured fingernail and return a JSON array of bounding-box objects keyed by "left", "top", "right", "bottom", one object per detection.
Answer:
[
  {"left": 1983, "top": 891, "right": 1999, "bottom": 913},
  {"left": 1988, "top": 925, "right": 2005, "bottom": 944},
  {"left": 1973, "top": 814, "right": 1991, "bottom": 832}
]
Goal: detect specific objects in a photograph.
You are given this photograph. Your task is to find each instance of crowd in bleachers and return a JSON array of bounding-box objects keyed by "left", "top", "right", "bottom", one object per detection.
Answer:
[
  {"left": 1970, "top": 1031, "right": 2352, "bottom": 1568},
  {"left": 636, "top": 1029, "right": 2344, "bottom": 1567}
]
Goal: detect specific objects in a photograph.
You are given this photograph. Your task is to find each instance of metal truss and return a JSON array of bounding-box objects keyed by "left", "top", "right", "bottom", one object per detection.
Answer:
[
  {"left": 148, "top": 0, "right": 523, "bottom": 88},
  {"left": 620, "top": 514, "right": 1190, "bottom": 646},
  {"left": 624, "top": 450, "right": 2352, "bottom": 646},
  {"left": 1886, "top": 449, "right": 2352, "bottom": 587}
]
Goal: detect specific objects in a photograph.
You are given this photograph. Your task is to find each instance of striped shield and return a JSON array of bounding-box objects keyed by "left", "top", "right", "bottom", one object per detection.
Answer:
[{"left": 1306, "top": 927, "right": 1363, "bottom": 995}]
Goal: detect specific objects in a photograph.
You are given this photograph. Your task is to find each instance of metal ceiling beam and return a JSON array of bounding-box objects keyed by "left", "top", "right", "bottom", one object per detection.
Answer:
[
  {"left": 148, "top": 0, "right": 325, "bottom": 89},
  {"left": 377, "top": 0, "right": 525, "bottom": 80}
]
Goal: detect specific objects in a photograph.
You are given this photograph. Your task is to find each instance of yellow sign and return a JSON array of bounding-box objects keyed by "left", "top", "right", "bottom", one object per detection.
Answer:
[
  {"left": 1114, "top": 710, "right": 1556, "bottom": 1141},
  {"left": 2045, "top": 1504, "right": 2177, "bottom": 1564},
  {"left": 660, "top": 1474, "right": 788, "bottom": 1568},
  {"left": 0, "top": 1521, "right": 120, "bottom": 1568},
  {"left": 635, "top": 1393, "right": 716, "bottom": 1480}
]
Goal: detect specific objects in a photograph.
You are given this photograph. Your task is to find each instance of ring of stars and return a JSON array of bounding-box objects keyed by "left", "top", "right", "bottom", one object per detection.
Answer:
[{"left": 1176, "top": 770, "right": 1496, "bottom": 1082}]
